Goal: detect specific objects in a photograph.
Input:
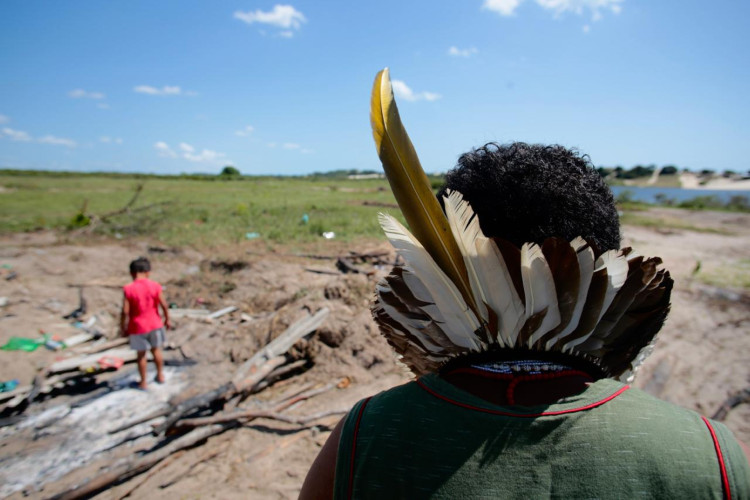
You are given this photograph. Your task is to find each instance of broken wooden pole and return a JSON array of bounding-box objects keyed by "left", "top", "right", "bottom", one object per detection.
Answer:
[
  {"left": 51, "top": 423, "right": 235, "bottom": 500},
  {"left": 151, "top": 382, "right": 234, "bottom": 436},
  {"left": 231, "top": 307, "right": 329, "bottom": 390},
  {"left": 172, "top": 381, "right": 339, "bottom": 431},
  {"left": 149, "top": 308, "right": 328, "bottom": 436}
]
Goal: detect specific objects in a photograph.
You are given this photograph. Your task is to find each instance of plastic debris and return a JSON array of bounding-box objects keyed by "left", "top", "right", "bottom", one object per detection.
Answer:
[
  {"left": 45, "top": 338, "right": 65, "bottom": 351},
  {"left": 322, "top": 231, "right": 335, "bottom": 239},
  {"left": 0, "top": 379, "right": 19, "bottom": 393},
  {"left": 98, "top": 356, "right": 125, "bottom": 370},
  {"left": 1, "top": 334, "right": 50, "bottom": 352},
  {"left": 245, "top": 232, "right": 261, "bottom": 239}
]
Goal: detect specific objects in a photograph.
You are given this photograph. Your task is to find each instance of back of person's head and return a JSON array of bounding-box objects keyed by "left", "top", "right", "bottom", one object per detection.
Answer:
[
  {"left": 129, "top": 257, "right": 151, "bottom": 275},
  {"left": 437, "top": 142, "right": 621, "bottom": 251}
]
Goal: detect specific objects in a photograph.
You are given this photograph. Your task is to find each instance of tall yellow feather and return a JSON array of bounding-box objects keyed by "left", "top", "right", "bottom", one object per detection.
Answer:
[{"left": 370, "top": 68, "right": 477, "bottom": 313}]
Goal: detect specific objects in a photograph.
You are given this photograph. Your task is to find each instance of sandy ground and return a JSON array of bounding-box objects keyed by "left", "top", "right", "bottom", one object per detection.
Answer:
[
  {"left": 0, "top": 208, "right": 749, "bottom": 498},
  {"left": 680, "top": 172, "right": 750, "bottom": 190}
]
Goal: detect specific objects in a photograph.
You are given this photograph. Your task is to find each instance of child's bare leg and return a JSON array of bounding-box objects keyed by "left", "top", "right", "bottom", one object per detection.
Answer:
[
  {"left": 151, "top": 347, "right": 165, "bottom": 383},
  {"left": 136, "top": 350, "right": 148, "bottom": 389}
]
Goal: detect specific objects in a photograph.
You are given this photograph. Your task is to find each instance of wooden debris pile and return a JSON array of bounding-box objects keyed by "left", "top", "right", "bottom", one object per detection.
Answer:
[
  {"left": 300, "top": 250, "right": 399, "bottom": 276},
  {"left": 0, "top": 304, "right": 238, "bottom": 417},
  {"left": 0, "top": 305, "right": 344, "bottom": 499}
]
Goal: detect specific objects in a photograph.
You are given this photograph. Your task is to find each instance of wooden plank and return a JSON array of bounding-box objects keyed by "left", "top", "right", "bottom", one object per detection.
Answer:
[
  {"left": 168, "top": 308, "right": 211, "bottom": 319},
  {"left": 48, "top": 348, "right": 144, "bottom": 374},
  {"left": 63, "top": 333, "right": 96, "bottom": 348},
  {"left": 74, "top": 337, "right": 128, "bottom": 355},
  {"left": 206, "top": 306, "right": 238, "bottom": 320}
]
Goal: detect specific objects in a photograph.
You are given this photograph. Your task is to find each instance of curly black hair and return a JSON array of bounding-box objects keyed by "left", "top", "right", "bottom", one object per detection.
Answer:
[
  {"left": 437, "top": 142, "right": 621, "bottom": 251},
  {"left": 129, "top": 257, "right": 151, "bottom": 274}
]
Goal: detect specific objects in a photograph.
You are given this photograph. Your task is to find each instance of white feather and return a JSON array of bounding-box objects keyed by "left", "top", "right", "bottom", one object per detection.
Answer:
[
  {"left": 474, "top": 238, "right": 526, "bottom": 346},
  {"left": 443, "top": 191, "right": 489, "bottom": 325},
  {"left": 520, "top": 243, "right": 561, "bottom": 346},
  {"left": 593, "top": 250, "right": 629, "bottom": 324},
  {"left": 379, "top": 213, "right": 482, "bottom": 351}
]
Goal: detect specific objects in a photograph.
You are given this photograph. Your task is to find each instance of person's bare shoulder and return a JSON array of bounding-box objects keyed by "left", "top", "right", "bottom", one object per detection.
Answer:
[{"left": 299, "top": 417, "right": 345, "bottom": 500}]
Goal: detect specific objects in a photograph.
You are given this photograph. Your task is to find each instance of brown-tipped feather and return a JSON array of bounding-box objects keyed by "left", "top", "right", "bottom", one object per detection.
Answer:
[
  {"left": 586, "top": 257, "right": 659, "bottom": 349},
  {"left": 578, "top": 256, "right": 649, "bottom": 351},
  {"left": 370, "top": 69, "right": 476, "bottom": 315},
  {"left": 560, "top": 266, "right": 609, "bottom": 350},
  {"left": 601, "top": 272, "right": 673, "bottom": 377},
  {"left": 535, "top": 238, "right": 580, "bottom": 349},
  {"left": 516, "top": 308, "right": 549, "bottom": 347},
  {"left": 493, "top": 238, "right": 525, "bottom": 304},
  {"left": 603, "top": 269, "right": 671, "bottom": 347},
  {"left": 373, "top": 307, "right": 443, "bottom": 375},
  {"left": 383, "top": 269, "right": 457, "bottom": 350}
]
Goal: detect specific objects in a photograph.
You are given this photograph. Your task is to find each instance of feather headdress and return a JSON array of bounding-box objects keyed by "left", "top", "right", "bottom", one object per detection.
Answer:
[{"left": 370, "top": 68, "right": 672, "bottom": 382}]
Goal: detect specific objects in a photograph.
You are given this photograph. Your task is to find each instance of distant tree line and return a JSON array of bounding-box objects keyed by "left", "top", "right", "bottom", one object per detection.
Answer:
[{"left": 596, "top": 165, "right": 748, "bottom": 180}]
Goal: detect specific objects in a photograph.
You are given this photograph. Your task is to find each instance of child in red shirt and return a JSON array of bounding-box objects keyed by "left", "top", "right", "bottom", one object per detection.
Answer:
[{"left": 121, "top": 257, "right": 171, "bottom": 389}]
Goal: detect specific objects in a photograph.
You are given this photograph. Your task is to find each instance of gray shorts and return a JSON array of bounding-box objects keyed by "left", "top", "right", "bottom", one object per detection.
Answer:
[{"left": 129, "top": 327, "right": 166, "bottom": 351}]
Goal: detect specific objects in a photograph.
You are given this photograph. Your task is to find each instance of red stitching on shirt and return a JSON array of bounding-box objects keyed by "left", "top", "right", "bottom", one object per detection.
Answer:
[
  {"left": 702, "top": 416, "right": 731, "bottom": 500},
  {"left": 348, "top": 397, "right": 371, "bottom": 500},
  {"left": 416, "top": 378, "right": 629, "bottom": 417}
]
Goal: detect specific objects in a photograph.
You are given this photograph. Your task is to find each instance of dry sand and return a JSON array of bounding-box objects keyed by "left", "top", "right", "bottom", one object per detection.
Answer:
[{"left": 0, "top": 208, "right": 748, "bottom": 499}]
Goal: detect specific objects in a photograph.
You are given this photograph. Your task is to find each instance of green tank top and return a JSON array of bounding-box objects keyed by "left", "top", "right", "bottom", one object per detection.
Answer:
[{"left": 334, "top": 374, "right": 750, "bottom": 499}]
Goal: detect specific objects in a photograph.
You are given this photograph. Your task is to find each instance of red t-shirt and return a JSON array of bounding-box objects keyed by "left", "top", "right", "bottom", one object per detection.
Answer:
[{"left": 123, "top": 279, "right": 164, "bottom": 334}]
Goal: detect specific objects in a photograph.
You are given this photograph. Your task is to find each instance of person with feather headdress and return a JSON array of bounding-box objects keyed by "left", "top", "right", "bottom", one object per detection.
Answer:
[{"left": 299, "top": 70, "right": 750, "bottom": 499}]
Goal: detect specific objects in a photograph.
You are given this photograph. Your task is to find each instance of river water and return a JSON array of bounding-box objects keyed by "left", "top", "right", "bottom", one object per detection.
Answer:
[{"left": 609, "top": 186, "right": 750, "bottom": 204}]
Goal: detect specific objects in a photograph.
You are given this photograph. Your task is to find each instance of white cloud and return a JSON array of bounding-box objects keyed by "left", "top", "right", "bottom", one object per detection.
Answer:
[
  {"left": 234, "top": 5, "right": 306, "bottom": 36},
  {"left": 583, "top": 24, "right": 591, "bottom": 32},
  {"left": 1, "top": 127, "right": 32, "bottom": 142},
  {"left": 154, "top": 141, "right": 177, "bottom": 158},
  {"left": 1, "top": 127, "right": 76, "bottom": 147},
  {"left": 448, "top": 46, "right": 479, "bottom": 58},
  {"left": 184, "top": 149, "right": 225, "bottom": 163},
  {"left": 69, "top": 89, "right": 105, "bottom": 99},
  {"left": 235, "top": 125, "right": 255, "bottom": 137},
  {"left": 282, "top": 142, "right": 300, "bottom": 150},
  {"left": 155, "top": 141, "right": 226, "bottom": 164},
  {"left": 484, "top": 0, "right": 624, "bottom": 19},
  {"left": 38, "top": 135, "right": 77, "bottom": 148},
  {"left": 535, "top": 0, "right": 624, "bottom": 16},
  {"left": 100, "top": 136, "right": 123, "bottom": 144},
  {"left": 134, "top": 85, "right": 192, "bottom": 96},
  {"left": 97, "top": 103, "right": 110, "bottom": 110},
  {"left": 267, "top": 142, "right": 277, "bottom": 148},
  {"left": 482, "top": 0, "right": 522, "bottom": 16},
  {"left": 391, "top": 80, "right": 442, "bottom": 102},
  {"left": 0, "top": 114, "right": 9, "bottom": 124}
]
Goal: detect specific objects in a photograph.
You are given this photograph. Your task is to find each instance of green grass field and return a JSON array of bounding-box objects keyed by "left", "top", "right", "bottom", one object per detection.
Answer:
[
  {"left": 1, "top": 171, "right": 747, "bottom": 248},
  {"left": 0, "top": 173, "right": 407, "bottom": 247}
]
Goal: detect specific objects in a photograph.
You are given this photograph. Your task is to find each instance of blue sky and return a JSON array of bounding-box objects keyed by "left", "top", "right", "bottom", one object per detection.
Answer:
[{"left": 0, "top": 1, "right": 748, "bottom": 175}]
